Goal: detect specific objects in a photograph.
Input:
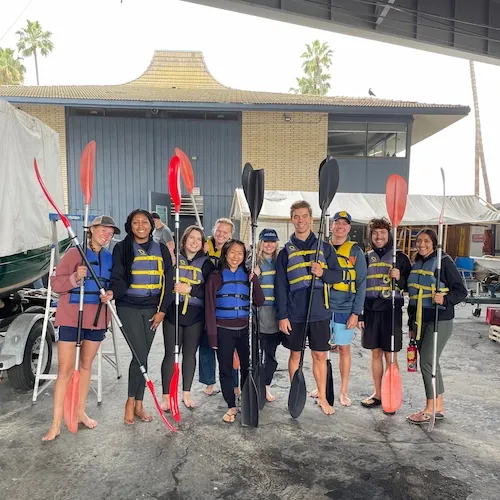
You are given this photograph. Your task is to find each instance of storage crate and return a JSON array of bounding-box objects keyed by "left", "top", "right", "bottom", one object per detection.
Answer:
[{"left": 486, "top": 307, "right": 500, "bottom": 325}]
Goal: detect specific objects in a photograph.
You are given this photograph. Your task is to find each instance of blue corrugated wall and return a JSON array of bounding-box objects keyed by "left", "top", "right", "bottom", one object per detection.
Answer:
[{"left": 66, "top": 115, "right": 242, "bottom": 237}]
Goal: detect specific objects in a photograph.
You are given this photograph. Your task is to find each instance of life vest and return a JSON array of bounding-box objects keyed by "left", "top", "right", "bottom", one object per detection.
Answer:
[
  {"left": 408, "top": 255, "right": 449, "bottom": 340},
  {"left": 207, "top": 237, "right": 222, "bottom": 267},
  {"left": 259, "top": 258, "right": 276, "bottom": 307},
  {"left": 177, "top": 254, "right": 207, "bottom": 314},
  {"left": 330, "top": 241, "right": 357, "bottom": 293},
  {"left": 69, "top": 248, "right": 112, "bottom": 304},
  {"left": 125, "top": 241, "right": 164, "bottom": 298},
  {"left": 285, "top": 240, "right": 329, "bottom": 308},
  {"left": 215, "top": 267, "right": 250, "bottom": 319},
  {"left": 365, "top": 249, "right": 402, "bottom": 300}
]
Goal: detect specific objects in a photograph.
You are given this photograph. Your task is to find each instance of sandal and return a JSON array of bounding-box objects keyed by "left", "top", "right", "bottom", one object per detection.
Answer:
[
  {"left": 406, "top": 411, "right": 430, "bottom": 425},
  {"left": 361, "top": 397, "right": 381, "bottom": 408},
  {"left": 223, "top": 411, "right": 236, "bottom": 424}
]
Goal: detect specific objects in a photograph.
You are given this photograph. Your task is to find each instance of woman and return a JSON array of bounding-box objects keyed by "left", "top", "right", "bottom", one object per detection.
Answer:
[
  {"left": 205, "top": 239, "right": 265, "bottom": 423},
  {"left": 161, "top": 225, "right": 215, "bottom": 411},
  {"left": 110, "top": 209, "right": 173, "bottom": 425},
  {"left": 251, "top": 228, "right": 283, "bottom": 402},
  {"left": 406, "top": 228, "right": 467, "bottom": 424},
  {"left": 42, "top": 215, "right": 119, "bottom": 441}
]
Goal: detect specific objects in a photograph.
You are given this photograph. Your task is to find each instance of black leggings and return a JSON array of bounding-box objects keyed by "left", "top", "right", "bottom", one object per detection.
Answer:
[
  {"left": 161, "top": 320, "right": 203, "bottom": 393},
  {"left": 216, "top": 327, "right": 249, "bottom": 409},
  {"left": 117, "top": 306, "right": 157, "bottom": 401},
  {"left": 261, "top": 332, "right": 284, "bottom": 386}
]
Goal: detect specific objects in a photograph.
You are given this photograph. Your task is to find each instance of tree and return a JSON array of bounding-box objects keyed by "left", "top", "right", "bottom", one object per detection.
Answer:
[
  {"left": 290, "top": 40, "right": 333, "bottom": 96},
  {"left": 0, "top": 48, "right": 25, "bottom": 85},
  {"left": 16, "top": 20, "right": 54, "bottom": 86}
]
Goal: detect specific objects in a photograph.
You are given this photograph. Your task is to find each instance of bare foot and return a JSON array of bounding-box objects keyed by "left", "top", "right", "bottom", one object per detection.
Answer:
[
  {"left": 183, "top": 392, "right": 196, "bottom": 409},
  {"left": 318, "top": 399, "right": 335, "bottom": 415},
  {"left": 79, "top": 413, "right": 98, "bottom": 429},
  {"left": 42, "top": 423, "right": 61, "bottom": 441},
  {"left": 310, "top": 389, "right": 319, "bottom": 398},
  {"left": 339, "top": 393, "right": 352, "bottom": 407},
  {"left": 135, "top": 402, "right": 153, "bottom": 422},
  {"left": 160, "top": 396, "right": 170, "bottom": 412},
  {"left": 266, "top": 387, "right": 276, "bottom": 402},
  {"left": 124, "top": 399, "right": 135, "bottom": 425},
  {"left": 223, "top": 408, "right": 237, "bottom": 423},
  {"left": 203, "top": 385, "right": 215, "bottom": 396}
]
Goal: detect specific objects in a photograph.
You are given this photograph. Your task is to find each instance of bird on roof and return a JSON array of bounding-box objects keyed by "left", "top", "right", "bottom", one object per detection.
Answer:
[{"left": 368, "top": 88, "right": 376, "bottom": 96}]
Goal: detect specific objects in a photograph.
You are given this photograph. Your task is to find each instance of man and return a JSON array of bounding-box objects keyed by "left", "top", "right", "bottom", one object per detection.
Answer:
[
  {"left": 275, "top": 200, "right": 344, "bottom": 415},
  {"left": 199, "top": 218, "right": 240, "bottom": 397},
  {"left": 151, "top": 212, "right": 175, "bottom": 264},
  {"left": 327, "top": 211, "right": 367, "bottom": 407},
  {"left": 359, "top": 217, "right": 411, "bottom": 412}
]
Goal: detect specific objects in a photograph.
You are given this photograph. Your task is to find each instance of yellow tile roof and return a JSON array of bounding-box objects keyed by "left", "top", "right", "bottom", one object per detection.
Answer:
[{"left": 0, "top": 50, "right": 468, "bottom": 112}]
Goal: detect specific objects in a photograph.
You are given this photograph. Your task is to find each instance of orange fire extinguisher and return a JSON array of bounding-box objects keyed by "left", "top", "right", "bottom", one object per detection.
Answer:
[{"left": 407, "top": 339, "right": 418, "bottom": 372}]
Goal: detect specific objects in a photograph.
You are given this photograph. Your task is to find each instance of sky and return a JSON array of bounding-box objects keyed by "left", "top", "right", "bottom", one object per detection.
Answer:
[{"left": 1, "top": 0, "right": 499, "bottom": 202}]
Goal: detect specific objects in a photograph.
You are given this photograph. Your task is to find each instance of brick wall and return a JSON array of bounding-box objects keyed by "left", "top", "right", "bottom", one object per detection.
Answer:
[
  {"left": 241, "top": 111, "right": 328, "bottom": 191},
  {"left": 16, "top": 104, "right": 68, "bottom": 210}
]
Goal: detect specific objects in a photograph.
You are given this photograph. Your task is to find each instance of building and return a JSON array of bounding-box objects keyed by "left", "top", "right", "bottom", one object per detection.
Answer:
[{"left": 0, "top": 50, "right": 470, "bottom": 236}]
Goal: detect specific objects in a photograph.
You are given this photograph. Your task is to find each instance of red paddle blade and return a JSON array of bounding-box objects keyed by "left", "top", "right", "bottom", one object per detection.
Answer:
[
  {"left": 168, "top": 155, "right": 181, "bottom": 213},
  {"left": 381, "top": 364, "right": 403, "bottom": 413},
  {"left": 34, "top": 158, "right": 70, "bottom": 229},
  {"left": 146, "top": 380, "right": 177, "bottom": 432},
  {"left": 169, "top": 365, "right": 181, "bottom": 422},
  {"left": 63, "top": 371, "right": 80, "bottom": 434},
  {"left": 385, "top": 174, "right": 408, "bottom": 227},
  {"left": 175, "top": 147, "right": 195, "bottom": 194},
  {"left": 79, "top": 141, "right": 96, "bottom": 205}
]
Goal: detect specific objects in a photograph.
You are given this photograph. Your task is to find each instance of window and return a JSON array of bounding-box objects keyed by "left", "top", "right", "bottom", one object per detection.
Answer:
[{"left": 327, "top": 119, "right": 408, "bottom": 158}]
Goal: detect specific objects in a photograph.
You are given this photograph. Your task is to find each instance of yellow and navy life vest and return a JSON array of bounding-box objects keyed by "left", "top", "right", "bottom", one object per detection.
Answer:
[
  {"left": 69, "top": 248, "right": 112, "bottom": 304},
  {"left": 207, "top": 237, "right": 222, "bottom": 267},
  {"left": 330, "top": 241, "right": 357, "bottom": 293},
  {"left": 126, "top": 241, "right": 164, "bottom": 298},
  {"left": 365, "top": 249, "right": 402, "bottom": 300},
  {"left": 408, "top": 256, "right": 449, "bottom": 340},
  {"left": 259, "top": 258, "right": 276, "bottom": 307},
  {"left": 215, "top": 267, "right": 250, "bottom": 319},
  {"left": 177, "top": 254, "right": 207, "bottom": 314}
]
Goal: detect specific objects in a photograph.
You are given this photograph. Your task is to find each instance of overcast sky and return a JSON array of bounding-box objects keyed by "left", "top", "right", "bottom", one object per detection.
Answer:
[{"left": 2, "top": 0, "right": 499, "bottom": 202}]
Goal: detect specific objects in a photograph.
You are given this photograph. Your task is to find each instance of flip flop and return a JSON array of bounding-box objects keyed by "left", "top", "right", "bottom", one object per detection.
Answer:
[
  {"left": 361, "top": 397, "right": 381, "bottom": 408},
  {"left": 223, "top": 411, "right": 236, "bottom": 424}
]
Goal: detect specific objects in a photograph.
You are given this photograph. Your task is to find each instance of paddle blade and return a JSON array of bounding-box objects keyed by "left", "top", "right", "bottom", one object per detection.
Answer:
[
  {"left": 319, "top": 159, "right": 340, "bottom": 212},
  {"left": 252, "top": 169, "right": 265, "bottom": 222},
  {"left": 168, "top": 155, "right": 181, "bottom": 213},
  {"left": 175, "top": 147, "right": 195, "bottom": 194},
  {"left": 242, "top": 162, "right": 253, "bottom": 202},
  {"left": 146, "top": 380, "right": 177, "bottom": 432},
  {"left": 63, "top": 371, "right": 80, "bottom": 434},
  {"left": 381, "top": 364, "right": 403, "bottom": 413},
  {"left": 256, "top": 363, "right": 267, "bottom": 411},
  {"left": 385, "top": 174, "right": 408, "bottom": 228},
  {"left": 288, "top": 368, "right": 307, "bottom": 418},
  {"left": 326, "top": 359, "right": 335, "bottom": 406},
  {"left": 79, "top": 141, "right": 96, "bottom": 204},
  {"left": 241, "top": 373, "right": 259, "bottom": 427},
  {"left": 169, "top": 365, "right": 181, "bottom": 422}
]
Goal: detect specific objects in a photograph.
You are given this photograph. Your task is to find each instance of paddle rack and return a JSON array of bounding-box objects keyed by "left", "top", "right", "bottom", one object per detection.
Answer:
[{"left": 32, "top": 215, "right": 122, "bottom": 404}]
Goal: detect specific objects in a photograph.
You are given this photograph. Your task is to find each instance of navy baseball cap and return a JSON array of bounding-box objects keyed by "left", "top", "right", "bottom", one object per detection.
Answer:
[
  {"left": 259, "top": 228, "right": 279, "bottom": 241},
  {"left": 332, "top": 211, "right": 352, "bottom": 224}
]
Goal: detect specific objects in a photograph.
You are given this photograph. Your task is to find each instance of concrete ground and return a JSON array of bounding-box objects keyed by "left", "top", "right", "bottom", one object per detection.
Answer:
[{"left": 1, "top": 304, "right": 499, "bottom": 500}]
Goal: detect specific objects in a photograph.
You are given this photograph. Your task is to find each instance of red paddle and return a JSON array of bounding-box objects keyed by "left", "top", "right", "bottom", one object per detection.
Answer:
[
  {"left": 63, "top": 140, "right": 96, "bottom": 434},
  {"left": 168, "top": 155, "right": 181, "bottom": 423},
  {"left": 35, "top": 158, "right": 177, "bottom": 433},
  {"left": 382, "top": 174, "right": 408, "bottom": 414},
  {"left": 174, "top": 147, "right": 203, "bottom": 229}
]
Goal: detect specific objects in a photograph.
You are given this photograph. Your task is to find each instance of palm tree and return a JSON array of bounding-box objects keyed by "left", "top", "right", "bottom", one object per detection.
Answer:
[
  {"left": 16, "top": 20, "right": 54, "bottom": 85},
  {"left": 290, "top": 40, "right": 333, "bottom": 96},
  {"left": 469, "top": 60, "right": 492, "bottom": 204},
  {"left": 0, "top": 48, "right": 25, "bottom": 85}
]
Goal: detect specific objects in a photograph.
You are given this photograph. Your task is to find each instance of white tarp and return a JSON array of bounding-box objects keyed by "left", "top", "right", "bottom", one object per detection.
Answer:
[
  {"left": 231, "top": 189, "right": 500, "bottom": 226},
  {"left": 0, "top": 99, "right": 66, "bottom": 257}
]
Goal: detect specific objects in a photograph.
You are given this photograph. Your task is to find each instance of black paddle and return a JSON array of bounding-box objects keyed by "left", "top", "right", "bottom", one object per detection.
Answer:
[
  {"left": 288, "top": 159, "right": 340, "bottom": 419},
  {"left": 256, "top": 314, "right": 267, "bottom": 410},
  {"left": 241, "top": 163, "right": 264, "bottom": 427}
]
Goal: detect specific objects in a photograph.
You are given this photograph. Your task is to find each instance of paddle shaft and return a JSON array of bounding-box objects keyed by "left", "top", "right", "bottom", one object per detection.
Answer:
[
  {"left": 248, "top": 221, "right": 257, "bottom": 374},
  {"left": 189, "top": 193, "right": 203, "bottom": 229},
  {"left": 174, "top": 211, "right": 180, "bottom": 365},
  {"left": 390, "top": 226, "right": 397, "bottom": 364}
]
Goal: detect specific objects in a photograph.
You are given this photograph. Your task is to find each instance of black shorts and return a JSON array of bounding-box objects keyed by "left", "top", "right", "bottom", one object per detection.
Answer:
[
  {"left": 282, "top": 319, "right": 330, "bottom": 352},
  {"left": 362, "top": 308, "right": 402, "bottom": 352}
]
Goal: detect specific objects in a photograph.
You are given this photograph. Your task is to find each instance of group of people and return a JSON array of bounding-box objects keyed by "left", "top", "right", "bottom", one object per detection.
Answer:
[{"left": 42, "top": 198, "right": 467, "bottom": 440}]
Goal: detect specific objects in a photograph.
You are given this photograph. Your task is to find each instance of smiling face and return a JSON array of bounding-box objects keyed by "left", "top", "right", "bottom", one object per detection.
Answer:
[
  {"left": 331, "top": 218, "right": 351, "bottom": 242},
  {"left": 184, "top": 229, "right": 203, "bottom": 255},
  {"left": 226, "top": 242, "right": 245, "bottom": 271},
  {"left": 214, "top": 222, "right": 233, "bottom": 248},
  {"left": 131, "top": 213, "right": 152, "bottom": 243},
  {"left": 90, "top": 225, "right": 114, "bottom": 249},
  {"left": 371, "top": 228, "right": 389, "bottom": 249},
  {"left": 262, "top": 241, "right": 278, "bottom": 256},
  {"left": 416, "top": 233, "right": 435, "bottom": 258},
  {"left": 291, "top": 208, "right": 312, "bottom": 237}
]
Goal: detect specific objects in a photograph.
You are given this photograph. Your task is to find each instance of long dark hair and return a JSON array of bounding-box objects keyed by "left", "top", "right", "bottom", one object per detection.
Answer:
[
  {"left": 218, "top": 239, "right": 248, "bottom": 272},
  {"left": 121, "top": 209, "right": 156, "bottom": 275},
  {"left": 181, "top": 225, "right": 207, "bottom": 253},
  {"left": 415, "top": 228, "right": 438, "bottom": 250}
]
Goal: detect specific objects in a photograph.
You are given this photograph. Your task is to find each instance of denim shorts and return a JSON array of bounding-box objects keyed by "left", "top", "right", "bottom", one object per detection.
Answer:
[{"left": 58, "top": 326, "right": 106, "bottom": 342}]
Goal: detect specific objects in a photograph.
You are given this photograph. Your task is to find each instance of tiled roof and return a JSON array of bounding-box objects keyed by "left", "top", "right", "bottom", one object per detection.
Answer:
[{"left": 0, "top": 50, "right": 468, "bottom": 112}]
